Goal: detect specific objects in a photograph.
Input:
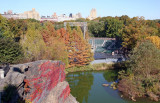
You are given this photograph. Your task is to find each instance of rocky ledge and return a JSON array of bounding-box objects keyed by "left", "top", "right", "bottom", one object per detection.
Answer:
[{"left": 0, "top": 60, "right": 78, "bottom": 103}]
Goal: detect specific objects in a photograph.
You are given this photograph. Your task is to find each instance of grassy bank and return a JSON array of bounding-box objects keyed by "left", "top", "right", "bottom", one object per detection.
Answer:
[{"left": 65, "top": 63, "right": 116, "bottom": 74}]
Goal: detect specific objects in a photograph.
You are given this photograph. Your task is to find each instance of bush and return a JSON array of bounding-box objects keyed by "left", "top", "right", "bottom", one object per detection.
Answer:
[
  {"left": 0, "top": 38, "right": 23, "bottom": 64},
  {"left": 118, "top": 40, "right": 160, "bottom": 100},
  {"left": 127, "top": 40, "right": 160, "bottom": 76}
]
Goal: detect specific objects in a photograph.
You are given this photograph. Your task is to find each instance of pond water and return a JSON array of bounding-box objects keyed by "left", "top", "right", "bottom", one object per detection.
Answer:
[{"left": 66, "top": 70, "right": 157, "bottom": 103}]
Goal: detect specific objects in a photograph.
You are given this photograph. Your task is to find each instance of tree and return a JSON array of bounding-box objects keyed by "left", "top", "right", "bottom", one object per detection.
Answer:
[
  {"left": 156, "top": 23, "right": 160, "bottom": 36},
  {"left": 105, "top": 18, "right": 123, "bottom": 38},
  {"left": 0, "top": 38, "right": 23, "bottom": 64},
  {"left": 0, "top": 15, "right": 13, "bottom": 38},
  {"left": 88, "top": 21, "right": 105, "bottom": 37},
  {"left": 118, "top": 40, "right": 160, "bottom": 100},
  {"left": 67, "top": 26, "right": 93, "bottom": 67},
  {"left": 8, "top": 19, "right": 28, "bottom": 42},
  {"left": 41, "top": 22, "right": 69, "bottom": 67},
  {"left": 127, "top": 40, "right": 160, "bottom": 76},
  {"left": 41, "top": 22, "right": 93, "bottom": 67},
  {"left": 20, "top": 22, "right": 47, "bottom": 61},
  {"left": 122, "top": 17, "right": 158, "bottom": 54},
  {"left": 119, "top": 15, "right": 130, "bottom": 26},
  {"left": 146, "top": 36, "right": 160, "bottom": 49}
]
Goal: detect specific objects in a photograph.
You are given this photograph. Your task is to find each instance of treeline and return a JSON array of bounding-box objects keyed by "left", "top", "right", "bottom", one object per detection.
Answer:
[
  {"left": 88, "top": 16, "right": 160, "bottom": 37},
  {"left": 0, "top": 15, "right": 93, "bottom": 67},
  {"left": 55, "top": 16, "right": 160, "bottom": 54},
  {"left": 88, "top": 16, "right": 160, "bottom": 55}
]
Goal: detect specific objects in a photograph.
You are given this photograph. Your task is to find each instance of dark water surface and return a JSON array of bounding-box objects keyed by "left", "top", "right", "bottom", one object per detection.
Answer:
[{"left": 66, "top": 70, "right": 158, "bottom": 103}]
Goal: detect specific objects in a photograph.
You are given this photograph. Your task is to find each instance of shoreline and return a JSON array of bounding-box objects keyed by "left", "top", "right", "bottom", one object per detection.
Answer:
[{"left": 65, "top": 63, "right": 115, "bottom": 74}]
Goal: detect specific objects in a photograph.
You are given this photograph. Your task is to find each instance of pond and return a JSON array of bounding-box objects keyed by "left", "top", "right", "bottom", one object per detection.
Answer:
[{"left": 66, "top": 70, "right": 157, "bottom": 103}]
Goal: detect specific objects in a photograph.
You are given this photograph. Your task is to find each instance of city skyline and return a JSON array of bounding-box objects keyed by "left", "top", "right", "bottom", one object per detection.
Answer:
[{"left": 0, "top": 0, "right": 160, "bottom": 20}]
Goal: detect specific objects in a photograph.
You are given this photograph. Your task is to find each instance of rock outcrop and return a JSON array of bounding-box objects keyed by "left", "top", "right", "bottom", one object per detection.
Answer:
[{"left": 0, "top": 60, "right": 78, "bottom": 103}]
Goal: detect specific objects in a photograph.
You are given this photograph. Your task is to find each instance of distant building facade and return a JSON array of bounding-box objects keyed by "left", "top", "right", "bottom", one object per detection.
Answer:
[
  {"left": 41, "top": 12, "right": 82, "bottom": 22},
  {"left": 41, "top": 15, "right": 58, "bottom": 22},
  {"left": 1, "top": 9, "right": 84, "bottom": 22},
  {"left": 1, "top": 8, "right": 40, "bottom": 20},
  {"left": 88, "top": 8, "right": 97, "bottom": 20},
  {"left": 1, "top": 10, "right": 27, "bottom": 19},
  {"left": 22, "top": 8, "right": 40, "bottom": 20}
]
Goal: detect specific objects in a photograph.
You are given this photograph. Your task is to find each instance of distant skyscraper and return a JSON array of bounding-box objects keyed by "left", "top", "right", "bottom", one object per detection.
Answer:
[
  {"left": 69, "top": 13, "right": 73, "bottom": 18},
  {"left": 77, "top": 12, "right": 82, "bottom": 18},
  {"left": 88, "top": 8, "right": 97, "bottom": 20},
  {"left": 52, "top": 12, "right": 58, "bottom": 18}
]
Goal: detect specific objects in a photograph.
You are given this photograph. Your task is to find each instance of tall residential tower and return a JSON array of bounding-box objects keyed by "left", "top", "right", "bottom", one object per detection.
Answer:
[{"left": 88, "top": 8, "right": 97, "bottom": 20}]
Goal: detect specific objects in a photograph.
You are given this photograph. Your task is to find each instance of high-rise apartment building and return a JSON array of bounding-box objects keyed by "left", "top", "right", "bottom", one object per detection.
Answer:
[{"left": 88, "top": 8, "right": 97, "bottom": 20}]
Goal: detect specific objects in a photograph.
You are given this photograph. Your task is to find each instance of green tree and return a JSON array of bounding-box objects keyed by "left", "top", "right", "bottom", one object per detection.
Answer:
[
  {"left": 0, "top": 38, "right": 23, "bottom": 64},
  {"left": 119, "top": 15, "right": 130, "bottom": 26},
  {"left": 105, "top": 18, "right": 123, "bottom": 38},
  {"left": 0, "top": 15, "right": 13, "bottom": 38},
  {"left": 127, "top": 40, "right": 160, "bottom": 77},
  {"left": 20, "top": 22, "right": 47, "bottom": 61},
  {"left": 88, "top": 21, "right": 105, "bottom": 37}
]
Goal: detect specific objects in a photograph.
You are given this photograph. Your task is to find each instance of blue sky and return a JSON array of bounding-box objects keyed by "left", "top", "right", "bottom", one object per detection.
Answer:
[{"left": 0, "top": 0, "right": 160, "bottom": 20}]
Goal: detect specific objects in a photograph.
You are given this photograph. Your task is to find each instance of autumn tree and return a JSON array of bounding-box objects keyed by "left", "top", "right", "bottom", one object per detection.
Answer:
[
  {"left": 146, "top": 36, "right": 160, "bottom": 49},
  {"left": 122, "top": 17, "right": 158, "bottom": 54},
  {"left": 41, "top": 22, "right": 69, "bottom": 67},
  {"left": 156, "top": 23, "right": 160, "bottom": 36},
  {"left": 8, "top": 19, "right": 28, "bottom": 42},
  {"left": 67, "top": 26, "right": 93, "bottom": 67}
]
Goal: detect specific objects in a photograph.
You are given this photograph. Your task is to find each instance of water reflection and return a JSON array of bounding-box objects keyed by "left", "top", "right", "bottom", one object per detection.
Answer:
[
  {"left": 103, "top": 70, "right": 118, "bottom": 82},
  {"left": 66, "top": 72, "right": 94, "bottom": 103},
  {"left": 66, "top": 71, "right": 158, "bottom": 103}
]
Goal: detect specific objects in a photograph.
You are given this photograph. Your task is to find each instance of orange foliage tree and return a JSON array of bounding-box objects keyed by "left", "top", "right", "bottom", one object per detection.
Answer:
[
  {"left": 41, "top": 22, "right": 93, "bottom": 68},
  {"left": 66, "top": 25, "right": 93, "bottom": 67},
  {"left": 41, "top": 22, "right": 69, "bottom": 67}
]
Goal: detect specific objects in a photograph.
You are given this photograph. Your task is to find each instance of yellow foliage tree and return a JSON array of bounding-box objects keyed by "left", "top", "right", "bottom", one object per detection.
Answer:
[{"left": 146, "top": 36, "right": 160, "bottom": 49}]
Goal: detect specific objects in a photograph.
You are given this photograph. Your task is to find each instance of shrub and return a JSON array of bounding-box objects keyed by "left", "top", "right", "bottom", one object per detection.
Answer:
[
  {"left": 118, "top": 40, "right": 160, "bottom": 100},
  {"left": 127, "top": 40, "right": 160, "bottom": 77}
]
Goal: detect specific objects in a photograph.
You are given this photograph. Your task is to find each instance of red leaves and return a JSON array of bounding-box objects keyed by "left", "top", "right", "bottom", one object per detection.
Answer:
[
  {"left": 24, "top": 79, "right": 30, "bottom": 93},
  {"left": 60, "top": 84, "right": 70, "bottom": 102},
  {"left": 26, "top": 61, "right": 66, "bottom": 102}
]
